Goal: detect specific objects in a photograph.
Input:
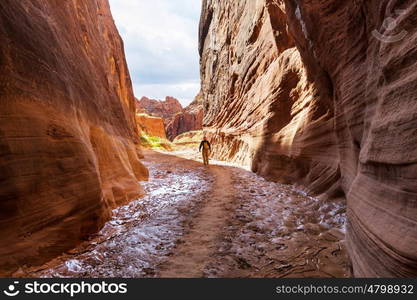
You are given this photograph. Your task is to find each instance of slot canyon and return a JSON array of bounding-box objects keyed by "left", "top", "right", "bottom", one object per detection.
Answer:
[{"left": 0, "top": 0, "right": 416, "bottom": 278}]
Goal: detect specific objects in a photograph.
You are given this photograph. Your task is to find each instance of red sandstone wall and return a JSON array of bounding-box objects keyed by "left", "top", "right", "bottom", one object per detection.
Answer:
[{"left": 0, "top": 0, "right": 148, "bottom": 275}]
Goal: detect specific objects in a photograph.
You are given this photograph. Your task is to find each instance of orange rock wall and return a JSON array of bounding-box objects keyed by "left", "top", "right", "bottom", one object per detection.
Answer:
[{"left": 136, "top": 114, "right": 167, "bottom": 139}]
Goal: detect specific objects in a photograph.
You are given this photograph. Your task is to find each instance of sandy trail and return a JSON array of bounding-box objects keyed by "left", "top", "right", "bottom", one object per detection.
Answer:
[
  {"left": 159, "top": 165, "right": 235, "bottom": 277},
  {"left": 24, "top": 150, "right": 349, "bottom": 278}
]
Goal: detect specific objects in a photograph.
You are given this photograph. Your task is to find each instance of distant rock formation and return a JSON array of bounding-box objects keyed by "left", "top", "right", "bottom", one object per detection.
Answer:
[
  {"left": 199, "top": 0, "right": 417, "bottom": 277},
  {"left": 0, "top": 0, "right": 148, "bottom": 276},
  {"left": 166, "top": 94, "right": 204, "bottom": 141},
  {"left": 137, "top": 96, "right": 183, "bottom": 119},
  {"left": 137, "top": 95, "right": 203, "bottom": 141}
]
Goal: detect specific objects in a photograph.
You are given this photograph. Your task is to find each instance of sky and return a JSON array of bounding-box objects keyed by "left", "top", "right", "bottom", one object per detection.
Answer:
[{"left": 108, "top": 0, "right": 202, "bottom": 107}]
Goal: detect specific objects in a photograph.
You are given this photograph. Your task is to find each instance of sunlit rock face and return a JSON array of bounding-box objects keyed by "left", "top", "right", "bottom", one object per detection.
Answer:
[
  {"left": 199, "top": 0, "right": 417, "bottom": 277},
  {"left": 136, "top": 114, "right": 167, "bottom": 139},
  {"left": 0, "top": 0, "right": 148, "bottom": 275}
]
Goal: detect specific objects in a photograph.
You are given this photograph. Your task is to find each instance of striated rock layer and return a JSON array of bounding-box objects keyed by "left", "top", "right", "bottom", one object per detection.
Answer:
[
  {"left": 0, "top": 0, "right": 148, "bottom": 276},
  {"left": 199, "top": 0, "right": 417, "bottom": 277}
]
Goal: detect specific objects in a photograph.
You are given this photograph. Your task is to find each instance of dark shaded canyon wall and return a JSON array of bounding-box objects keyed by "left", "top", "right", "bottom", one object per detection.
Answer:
[
  {"left": 200, "top": 0, "right": 338, "bottom": 192},
  {"left": 199, "top": 0, "right": 417, "bottom": 277},
  {"left": 0, "top": 0, "right": 148, "bottom": 275}
]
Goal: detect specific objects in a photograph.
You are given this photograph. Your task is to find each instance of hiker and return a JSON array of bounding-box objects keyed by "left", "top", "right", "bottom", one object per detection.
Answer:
[{"left": 199, "top": 136, "right": 212, "bottom": 166}]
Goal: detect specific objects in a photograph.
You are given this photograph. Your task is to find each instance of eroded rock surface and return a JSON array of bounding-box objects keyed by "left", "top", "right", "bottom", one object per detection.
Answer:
[
  {"left": 0, "top": 0, "right": 148, "bottom": 275},
  {"left": 199, "top": 0, "right": 417, "bottom": 277}
]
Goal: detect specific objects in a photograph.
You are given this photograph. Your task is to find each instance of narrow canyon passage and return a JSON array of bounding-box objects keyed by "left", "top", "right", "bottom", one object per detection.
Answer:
[
  {"left": 1, "top": 0, "right": 416, "bottom": 279},
  {"left": 24, "top": 151, "right": 348, "bottom": 278}
]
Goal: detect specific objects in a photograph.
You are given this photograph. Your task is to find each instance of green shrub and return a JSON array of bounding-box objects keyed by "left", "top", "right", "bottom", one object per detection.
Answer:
[{"left": 140, "top": 134, "right": 174, "bottom": 151}]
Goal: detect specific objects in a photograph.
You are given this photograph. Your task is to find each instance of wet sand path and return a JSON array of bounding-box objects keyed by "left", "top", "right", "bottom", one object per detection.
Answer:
[
  {"left": 26, "top": 150, "right": 348, "bottom": 278},
  {"left": 159, "top": 164, "right": 235, "bottom": 277}
]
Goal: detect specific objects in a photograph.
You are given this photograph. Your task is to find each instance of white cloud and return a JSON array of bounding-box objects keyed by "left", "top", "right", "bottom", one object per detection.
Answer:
[{"left": 108, "top": 0, "right": 202, "bottom": 107}]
